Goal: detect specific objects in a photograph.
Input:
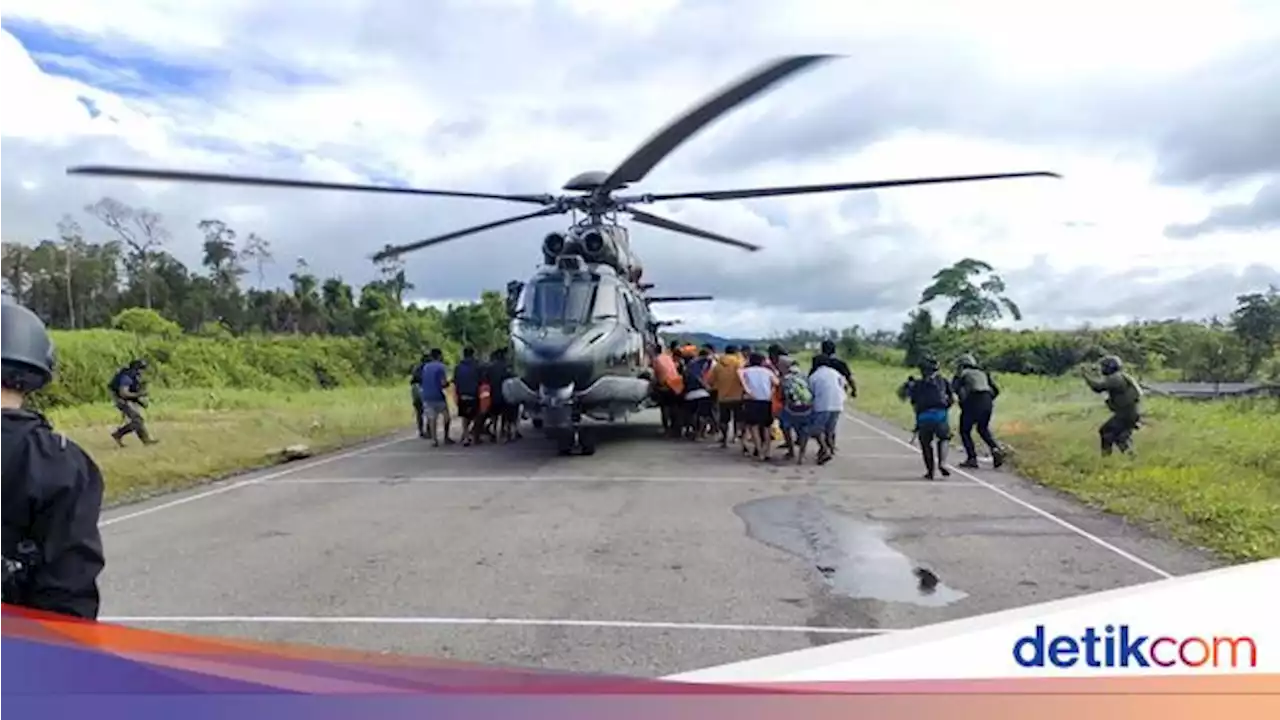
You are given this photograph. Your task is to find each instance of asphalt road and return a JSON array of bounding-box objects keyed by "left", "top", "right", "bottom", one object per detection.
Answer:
[{"left": 98, "top": 407, "right": 1221, "bottom": 678}]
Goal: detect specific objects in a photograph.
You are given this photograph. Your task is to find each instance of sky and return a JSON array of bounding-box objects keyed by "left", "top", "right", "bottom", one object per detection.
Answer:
[{"left": 2, "top": 0, "right": 1278, "bottom": 338}]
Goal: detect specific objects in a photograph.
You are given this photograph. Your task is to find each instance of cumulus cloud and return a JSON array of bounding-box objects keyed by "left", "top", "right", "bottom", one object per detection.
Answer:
[{"left": 2, "top": 0, "right": 1278, "bottom": 338}]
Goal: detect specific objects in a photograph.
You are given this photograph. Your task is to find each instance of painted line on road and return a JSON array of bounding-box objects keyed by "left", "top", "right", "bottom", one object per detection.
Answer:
[
  {"left": 843, "top": 412, "right": 1175, "bottom": 579},
  {"left": 263, "top": 475, "right": 976, "bottom": 487},
  {"left": 100, "top": 433, "right": 419, "bottom": 528},
  {"left": 101, "top": 615, "right": 895, "bottom": 635}
]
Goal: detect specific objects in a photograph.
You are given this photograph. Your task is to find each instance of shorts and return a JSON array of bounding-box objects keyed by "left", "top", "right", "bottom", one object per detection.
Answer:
[
  {"left": 687, "top": 395, "right": 714, "bottom": 420},
  {"left": 916, "top": 417, "right": 951, "bottom": 444},
  {"left": 742, "top": 399, "right": 773, "bottom": 427},
  {"left": 457, "top": 396, "right": 479, "bottom": 420},
  {"left": 423, "top": 400, "right": 449, "bottom": 419},
  {"left": 810, "top": 410, "right": 840, "bottom": 437},
  {"left": 779, "top": 408, "right": 811, "bottom": 435},
  {"left": 718, "top": 399, "right": 743, "bottom": 427}
]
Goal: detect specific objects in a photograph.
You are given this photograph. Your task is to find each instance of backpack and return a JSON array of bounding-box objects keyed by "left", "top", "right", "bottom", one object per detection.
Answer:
[
  {"left": 912, "top": 375, "right": 951, "bottom": 411},
  {"left": 782, "top": 373, "right": 813, "bottom": 412}
]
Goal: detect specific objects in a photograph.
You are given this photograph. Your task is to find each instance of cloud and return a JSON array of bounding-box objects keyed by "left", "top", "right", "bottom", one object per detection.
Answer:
[{"left": 2, "top": 0, "right": 1278, "bottom": 338}]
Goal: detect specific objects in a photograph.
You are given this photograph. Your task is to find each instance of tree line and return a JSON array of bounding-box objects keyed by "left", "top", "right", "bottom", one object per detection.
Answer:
[
  {"left": 1, "top": 196, "right": 512, "bottom": 354},
  {"left": 773, "top": 258, "right": 1280, "bottom": 383}
]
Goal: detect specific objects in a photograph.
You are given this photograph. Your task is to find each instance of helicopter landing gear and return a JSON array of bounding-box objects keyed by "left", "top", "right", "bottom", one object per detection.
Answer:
[{"left": 552, "top": 425, "right": 596, "bottom": 456}]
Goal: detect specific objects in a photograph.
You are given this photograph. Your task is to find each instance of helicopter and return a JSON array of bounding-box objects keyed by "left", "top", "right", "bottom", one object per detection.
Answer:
[{"left": 65, "top": 54, "right": 1060, "bottom": 456}]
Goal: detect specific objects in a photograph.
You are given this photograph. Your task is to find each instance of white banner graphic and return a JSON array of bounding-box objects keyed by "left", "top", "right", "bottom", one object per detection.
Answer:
[{"left": 669, "top": 559, "right": 1280, "bottom": 683}]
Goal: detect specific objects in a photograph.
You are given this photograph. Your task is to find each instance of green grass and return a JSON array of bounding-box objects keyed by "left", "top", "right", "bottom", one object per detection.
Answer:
[
  {"left": 47, "top": 386, "right": 422, "bottom": 506},
  {"left": 842, "top": 359, "right": 1280, "bottom": 561}
]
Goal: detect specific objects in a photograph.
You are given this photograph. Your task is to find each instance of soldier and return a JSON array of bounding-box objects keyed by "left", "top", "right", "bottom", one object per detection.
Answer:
[
  {"left": 952, "top": 353, "right": 1006, "bottom": 469},
  {"left": 1083, "top": 355, "right": 1143, "bottom": 456},
  {"left": 2, "top": 298, "right": 106, "bottom": 619},
  {"left": 898, "top": 355, "right": 955, "bottom": 480},
  {"left": 108, "top": 358, "right": 157, "bottom": 446}
]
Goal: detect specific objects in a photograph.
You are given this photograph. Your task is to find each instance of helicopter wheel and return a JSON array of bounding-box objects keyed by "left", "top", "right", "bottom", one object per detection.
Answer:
[
  {"left": 556, "top": 431, "right": 575, "bottom": 456},
  {"left": 578, "top": 427, "right": 597, "bottom": 456}
]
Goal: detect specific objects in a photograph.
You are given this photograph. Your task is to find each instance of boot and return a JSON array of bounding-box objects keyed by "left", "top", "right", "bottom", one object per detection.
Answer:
[
  {"left": 921, "top": 444, "right": 936, "bottom": 480},
  {"left": 959, "top": 456, "right": 980, "bottom": 469},
  {"left": 936, "top": 440, "right": 951, "bottom": 477},
  {"left": 991, "top": 445, "right": 1006, "bottom": 468}
]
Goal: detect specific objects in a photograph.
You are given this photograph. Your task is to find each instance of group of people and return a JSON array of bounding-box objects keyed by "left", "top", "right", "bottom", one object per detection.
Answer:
[
  {"left": 410, "top": 347, "right": 522, "bottom": 447},
  {"left": 652, "top": 339, "right": 856, "bottom": 465},
  {"left": 897, "top": 350, "right": 1145, "bottom": 480}
]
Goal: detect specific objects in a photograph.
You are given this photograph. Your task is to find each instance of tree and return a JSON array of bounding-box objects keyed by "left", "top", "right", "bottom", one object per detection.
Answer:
[
  {"left": 240, "top": 232, "right": 273, "bottom": 289},
  {"left": 56, "top": 215, "right": 83, "bottom": 329},
  {"left": 85, "top": 197, "right": 171, "bottom": 309},
  {"left": 1231, "top": 286, "right": 1280, "bottom": 376},
  {"left": 919, "top": 258, "right": 1022, "bottom": 330},
  {"left": 898, "top": 307, "right": 937, "bottom": 368}
]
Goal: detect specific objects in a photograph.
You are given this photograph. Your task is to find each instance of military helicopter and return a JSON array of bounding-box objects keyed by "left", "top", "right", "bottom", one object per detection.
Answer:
[{"left": 66, "top": 54, "right": 1060, "bottom": 456}]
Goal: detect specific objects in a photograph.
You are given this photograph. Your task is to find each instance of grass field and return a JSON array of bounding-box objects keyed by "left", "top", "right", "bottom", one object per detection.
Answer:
[
  {"left": 844, "top": 360, "right": 1280, "bottom": 561},
  {"left": 49, "top": 386, "right": 419, "bottom": 506}
]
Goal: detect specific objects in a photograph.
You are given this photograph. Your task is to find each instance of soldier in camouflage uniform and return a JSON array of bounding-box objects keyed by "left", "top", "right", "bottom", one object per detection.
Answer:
[
  {"left": 1082, "top": 354, "right": 1143, "bottom": 456},
  {"left": 952, "top": 353, "right": 1006, "bottom": 469}
]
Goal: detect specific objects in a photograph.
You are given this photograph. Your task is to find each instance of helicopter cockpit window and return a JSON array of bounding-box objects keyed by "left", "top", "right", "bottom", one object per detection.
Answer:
[{"left": 517, "top": 277, "right": 614, "bottom": 326}]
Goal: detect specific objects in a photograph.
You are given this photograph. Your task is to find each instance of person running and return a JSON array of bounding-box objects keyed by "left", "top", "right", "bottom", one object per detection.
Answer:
[
  {"left": 805, "top": 355, "right": 847, "bottom": 465},
  {"left": 739, "top": 352, "right": 778, "bottom": 461},
  {"left": 952, "top": 353, "right": 1006, "bottom": 468},
  {"left": 898, "top": 356, "right": 955, "bottom": 480},
  {"left": 709, "top": 344, "right": 746, "bottom": 447}
]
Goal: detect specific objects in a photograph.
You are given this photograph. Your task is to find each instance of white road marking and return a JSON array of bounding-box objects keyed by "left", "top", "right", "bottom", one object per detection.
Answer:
[
  {"left": 265, "top": 475, "right": 974, "bottom": 487},
  {"left": 843, "top": 412, "right": 1175, "bottom": 579},
  {"left": 100, "top": 615, "right": 895, "bottom": 635},
  {"left": 99, "top": 434, "right": 418, "bottom": 528}
]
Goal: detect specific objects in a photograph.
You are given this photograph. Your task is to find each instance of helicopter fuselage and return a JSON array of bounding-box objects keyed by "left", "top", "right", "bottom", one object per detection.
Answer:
[{"left": 500, "top": 225, "right": 663, "bottom": 453}]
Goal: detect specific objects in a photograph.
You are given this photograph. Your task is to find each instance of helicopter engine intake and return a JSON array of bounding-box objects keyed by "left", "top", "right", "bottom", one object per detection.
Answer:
[{"left": 542, "top": 232, "right": 567, "bottom": 264}]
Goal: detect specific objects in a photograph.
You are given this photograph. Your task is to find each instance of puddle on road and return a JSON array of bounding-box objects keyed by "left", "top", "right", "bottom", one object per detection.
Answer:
[{"left": 734, "top": 494, "right": 967, "bottom": 607}]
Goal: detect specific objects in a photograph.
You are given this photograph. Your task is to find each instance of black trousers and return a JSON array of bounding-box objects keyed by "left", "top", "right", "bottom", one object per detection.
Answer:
[{"left": 958, "top": 393, "right": 999, "bottom": 459}]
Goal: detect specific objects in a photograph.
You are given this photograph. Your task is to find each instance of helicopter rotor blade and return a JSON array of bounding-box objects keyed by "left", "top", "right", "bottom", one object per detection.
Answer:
[
  {"left": 626, "top": 208, "right": 761, "bottom": 252},
  {"left": 371, "top": 206, "right": 566, "bottom": 262},
  {"left": 641, "top": 171, "right": 1062, "bottom": 203},
  {"left": 639, "top": 171, "right": 1062, "bottom": 203},
  {"left": 67, "top": 165, "right": 555, "bottom": 205},
  {"left": 594, "top": 55, "right": 837, "bottom": 198},
  {"left": 645, "top": 295, "right": 715, "bottom": 303}
]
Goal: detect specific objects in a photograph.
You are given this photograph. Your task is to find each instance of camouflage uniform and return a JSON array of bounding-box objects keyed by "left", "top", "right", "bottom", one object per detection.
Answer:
[{"left": 1084, "top": 355, "right": 1142, "bottom": 456}]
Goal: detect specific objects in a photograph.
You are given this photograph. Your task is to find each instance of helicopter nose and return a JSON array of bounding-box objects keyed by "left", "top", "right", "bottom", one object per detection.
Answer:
[{"left": 515, "top": 343, "right": 593, "bottom": 390}]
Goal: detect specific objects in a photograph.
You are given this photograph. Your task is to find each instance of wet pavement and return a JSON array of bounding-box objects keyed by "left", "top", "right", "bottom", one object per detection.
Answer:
[{"left": 98, "top": 408, "right": 1222, "bottom": 677}]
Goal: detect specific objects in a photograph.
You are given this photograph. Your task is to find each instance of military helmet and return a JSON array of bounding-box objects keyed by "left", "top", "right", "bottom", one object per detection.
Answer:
[
  {"left": 1099, "top": 355, "right": 1122, "bottom": 374},
  {"left": 957, "top": 352, "right": 978, "bottom": 369},
  {"left": 1, "top": 296, "right": 56, "bottom": 391},
  {"left": 918, "top": 354, "right": 939, "bottom": 374}
]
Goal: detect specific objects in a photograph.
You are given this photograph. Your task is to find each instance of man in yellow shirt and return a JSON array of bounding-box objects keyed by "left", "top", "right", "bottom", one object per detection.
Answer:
[{"left": 709, "top": 344, "right": 746, "bottom": 447}]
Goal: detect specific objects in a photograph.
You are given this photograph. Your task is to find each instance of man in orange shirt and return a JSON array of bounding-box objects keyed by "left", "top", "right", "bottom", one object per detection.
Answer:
[
  {"left": 709, "top": 344, "right": 746, "bottom": 447},
  {"left": 651, "top": 343, "right": 683, "bottom": 437}
]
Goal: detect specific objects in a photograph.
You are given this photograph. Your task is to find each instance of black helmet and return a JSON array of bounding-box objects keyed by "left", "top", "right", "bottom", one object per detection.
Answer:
[
  {"left": 1, "top": 297, "right": 56, "bottom": 391},
  {"left": 918, "top": 355, "right": 939, "bottom": 374}
]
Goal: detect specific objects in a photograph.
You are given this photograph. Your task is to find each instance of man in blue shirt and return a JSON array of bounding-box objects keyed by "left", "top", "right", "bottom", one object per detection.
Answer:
[{"left": 419, "top": 348, "right": 453, "bottom": 447}]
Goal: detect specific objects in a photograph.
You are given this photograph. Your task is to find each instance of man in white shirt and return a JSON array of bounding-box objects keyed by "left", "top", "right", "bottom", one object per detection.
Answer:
[
  {"left": 739, "top": 351, "right": 779, "bottom": 460},
  {"left": 806, "top": 355, "right": 848, "bottom": 464}
]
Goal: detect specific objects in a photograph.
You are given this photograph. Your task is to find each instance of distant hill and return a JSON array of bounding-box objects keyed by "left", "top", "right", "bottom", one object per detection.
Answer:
[{"left": 661, "top": 331, "right": 766, "bottom": 349}]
